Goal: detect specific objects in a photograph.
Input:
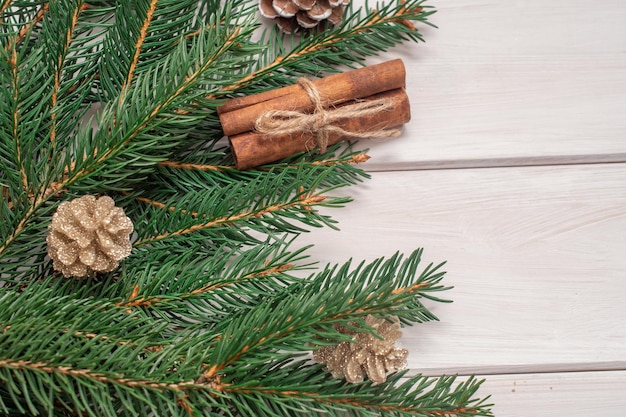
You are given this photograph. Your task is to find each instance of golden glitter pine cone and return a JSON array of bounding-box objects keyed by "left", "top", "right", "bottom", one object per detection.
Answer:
[
  {"left": 259, "top": 0, "right": 350, "bottom": 34},
  {"left": 313, "top": 315, "right": 408, "bottom": 384},
  {"left": 46, "top": 195, "right": 133, "bottom": 278}
]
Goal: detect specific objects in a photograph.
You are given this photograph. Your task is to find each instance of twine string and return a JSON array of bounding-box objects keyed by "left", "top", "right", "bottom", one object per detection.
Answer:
[{"left": 254, "top": 78, "right": 401, "bottom": 153}]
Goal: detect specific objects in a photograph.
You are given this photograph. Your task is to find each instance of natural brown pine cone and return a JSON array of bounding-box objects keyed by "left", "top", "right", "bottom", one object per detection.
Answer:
[
  {"left": 259, "top": 0, "right": 350, "bottom": 34},
  {"left": 47, "top": 195, "right": 133, "bottom": 278},
  {"left": 313, "top": 315, "right": 408, "bottom": 384}
]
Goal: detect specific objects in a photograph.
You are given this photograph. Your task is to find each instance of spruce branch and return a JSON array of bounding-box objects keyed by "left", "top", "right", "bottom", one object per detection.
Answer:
[
  {"left": 1, "top": 2, "right": 50, "bottom": 48},
  {"left": 209, "top": 0, "right": 436, "bottom": 97},
  {"left": 61, "top": 22, "right": 253, "bottom": 192},
  {"left": 1, "top": 8, "right": 256, "bottom": 276},
  {"left": 202, "top": 251, "right": 448, "bottom": 381},
  {"left": 157, "top": 149, "right": 370, "bottom": 179},
  {"left": 98, "top": 0, "right": 204, "bottom": 102},
  {"left": 152, "top": 144, "right": 371, "bottom": 195},
  {"left": 1, "top": 284, "right": 219, "bottom": 416},
  {"left": 219, "top": 366, "right": 492, "bottom": 417},
  {"left": 114, "top": 240, "right": 311, "bottom": 324},
  {"left": 131, "top": 170, "right": 348, "bottom": 247},
  {"left": 0, "top": 1, "right": 494, "bottom": 415}
]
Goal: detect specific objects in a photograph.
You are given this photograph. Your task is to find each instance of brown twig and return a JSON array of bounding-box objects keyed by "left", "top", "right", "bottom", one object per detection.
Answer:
[
  {"left": 157, "top": 160, "right": 228, "bottom": 172},
  {"left": 133, "top": 194, "right": 325, "bottom": 246},
  {"left": 0, "top": 0, "right": 13, "bottom": 21},
  {"left": 220, "top": 385, "right": 476, "bottom": 416},
  {"left": 0, "top": 358, "right": 215, "bottom": 392},
  {"left": 50, "top": 1, "right": 87, "bottom": 147},
  {"left": 119, "top": 0, "right": 159, "bottom": 103},
  {"left": 3, "top": 2, "right": 50, "bottom": 51},
  {"left": 118, "top": 263, "right": 295, "bottom": 309}
]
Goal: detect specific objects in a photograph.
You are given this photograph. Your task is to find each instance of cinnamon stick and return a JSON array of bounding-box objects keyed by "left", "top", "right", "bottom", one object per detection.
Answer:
[
  {"left": 218, "top": 59, "right": 406, "bottom": 136},
  {"left": 229, "top": 88, "right": 410, "bottom": 170}
]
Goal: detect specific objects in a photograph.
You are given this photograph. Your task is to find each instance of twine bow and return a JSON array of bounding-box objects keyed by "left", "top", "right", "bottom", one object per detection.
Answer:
[{"left": 255, "top": 78, "right": 401, "bottom": 153}]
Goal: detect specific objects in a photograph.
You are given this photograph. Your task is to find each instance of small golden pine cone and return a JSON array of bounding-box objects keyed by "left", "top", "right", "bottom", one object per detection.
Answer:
[
  {"left": 47, "top": 195, "right": 133, "bottom": 278},
  {"left": 259, "top": 0, "right": 350, "bottom": 34},
  {"left": 313, "top": 315, "right": 408, "bottom": 384}
]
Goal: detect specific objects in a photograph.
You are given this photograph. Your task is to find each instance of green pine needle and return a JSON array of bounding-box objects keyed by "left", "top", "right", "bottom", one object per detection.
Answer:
[{"left": 0, "top": 1, "right": 492, "bottom": 415}]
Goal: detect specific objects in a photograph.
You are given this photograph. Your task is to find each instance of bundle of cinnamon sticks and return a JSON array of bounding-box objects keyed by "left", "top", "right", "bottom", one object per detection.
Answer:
[{"left": 218, "top": 59, "right": 411, "bottom": 170}]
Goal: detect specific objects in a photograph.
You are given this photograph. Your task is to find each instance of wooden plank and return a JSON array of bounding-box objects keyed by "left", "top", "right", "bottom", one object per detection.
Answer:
[
  {"left": 487, "top": 371, "right": 626, "bottom": 416},
  {"left": 348, "top": 0, "right": 626, "bottom": 169},
  {"left": 295, "top": 164, "right": 626, "bottom": 372},
  {"left": 447, "top": 371, "right": 626, "bottom": 417}
]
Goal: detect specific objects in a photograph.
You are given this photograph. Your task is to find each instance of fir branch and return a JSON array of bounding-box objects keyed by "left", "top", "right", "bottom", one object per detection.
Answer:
[
  {"left": 116, "top": 241, "right": 308, "bottom": 315},
  {"left": 0, "top": 358, "right": 218, "bottom": 417},
  {"left": 1, "top": 35, "right": 51, "bottom": 200},
  {"left": 154, "top": 144, "right": 371, "bottom": 204},
  {"left": 63, "top": 29, "right": 241, "bottom": 190},
  {"left": 4, "top": 40, "right": 29, "bottom": 195},
  {"left": 220, "top": 365, "right": 492, "bottom": 417},
  {"left": 0, "top": 2, "right": 493, "bottom": 415},
  {"left": 133, "top": 193, "right": 333, "bottom": 245},
  {"left": 158, "top": 152, "right": 370, "bottom": 173},
  {"left": 42, "top": 0, "right": 107, "bottom": 150},
  {"left": 118, "top": 261, "right": 296, "bottom": 309},
  {"left": 0, "top": 281, "right": 487, "bottom": 417},
  {"left": 98, "top": 0, "right": 202, "bottom": 102},
  {"left": 0, "top": 2, "right": 110, "bottom": 273},
  {"left": 46, "top": 1, "right": 80, "bottom": 148},
  {"left": 0, "top": 285, "right": 212, "bottom": 416},
  {"left": 0, "top": 0, "right": 12, "bottom": 18},
  {"left": 0, "top": 44, "right": 61, "bottom": 282},
  {"left": 0, "top": 284, "right": 166, "bottom": 347},
  {"left": 131, "top": 166, "right": 350, "bottom": 248},
  {"left": 2, "top": 2, "right": 49, "bottom": 49},
  {"left": 209, "top": 0, "right": 436, "bottom": 98},
  {"left": 1, "top": 13, "right": 254, "bottom": 268},
  {"left": 202, "top": 251, "right": 448, "bottom": 381},
  {"left": 119, "top": 0, "right": 159, "bottom": 100}
]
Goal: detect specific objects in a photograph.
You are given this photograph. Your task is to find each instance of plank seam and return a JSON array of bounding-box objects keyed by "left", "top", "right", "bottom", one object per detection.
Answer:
[{"left": 365, "top": 153, "right": 626, "bottom": 172}]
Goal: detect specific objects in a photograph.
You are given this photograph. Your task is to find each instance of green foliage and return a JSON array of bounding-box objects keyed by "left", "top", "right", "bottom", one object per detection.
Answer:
[{"left": 0, "top": 0, "right": 492, "bottom": 415}]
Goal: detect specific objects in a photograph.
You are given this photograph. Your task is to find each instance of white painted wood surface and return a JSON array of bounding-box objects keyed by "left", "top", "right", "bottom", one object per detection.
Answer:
[
  {"left": 299, "top": 164, "right": 626, "bottom": 367},
  {"left": 358, "top": 0, "right": 626, "bottom": 171},
  {"left": 478, "top": 371, "right": 626, "bottom": 417},
  {"left": 302, "top": 0, "right": 626, "bottom": 413}
]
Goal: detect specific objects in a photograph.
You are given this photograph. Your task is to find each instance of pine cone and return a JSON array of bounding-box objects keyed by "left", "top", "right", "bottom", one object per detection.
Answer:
[
  {"left": 259, "top": 0, "right": 350, "bottom": 34},
  {"left": 313, "top": 315, "right": 408, "bottom": 384},
  {"left": 46, "top": 195, "right": 133, "bottom": 278}
]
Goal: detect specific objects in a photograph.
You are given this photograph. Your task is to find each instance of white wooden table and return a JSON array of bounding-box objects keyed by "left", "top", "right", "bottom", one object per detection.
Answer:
[{"left": 298, "top": 1, "right": 626, "bottom": 414}]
